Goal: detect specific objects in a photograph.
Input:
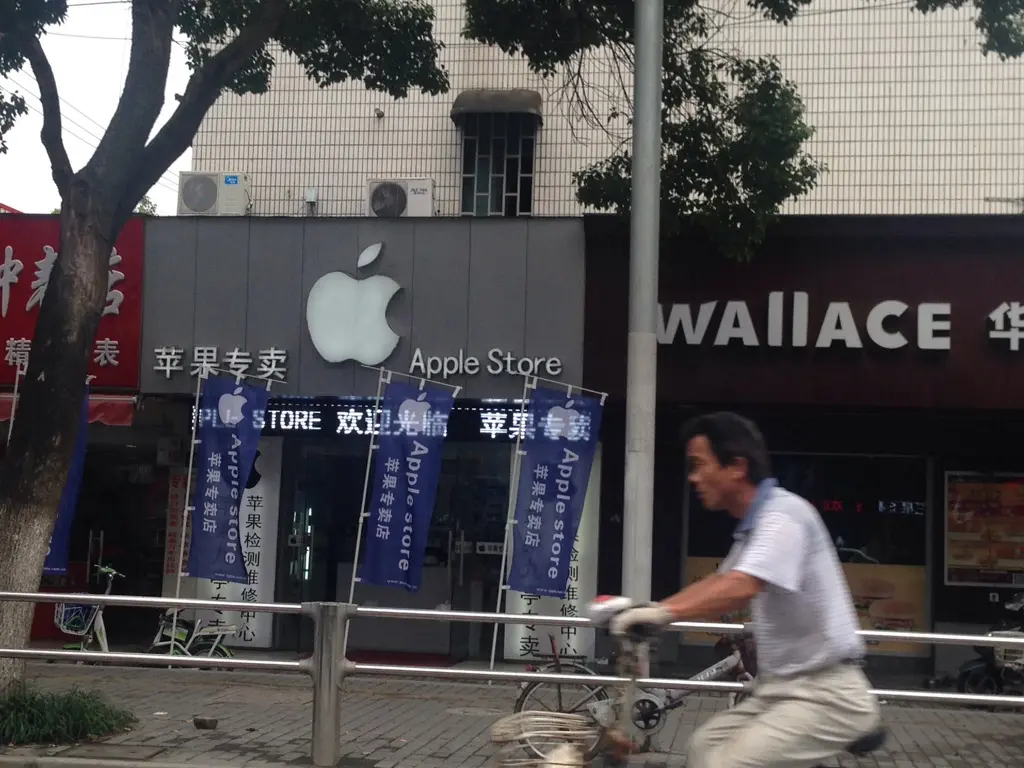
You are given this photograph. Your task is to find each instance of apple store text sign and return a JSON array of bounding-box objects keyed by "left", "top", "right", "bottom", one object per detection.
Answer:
[
  {"left": 409, "top": 348, "right": 563, "bottom": 380},
  {"left": 507, "top": 387, "right": 604, "bottom": 598},
  {"left": 359, "top": 381, "right": 456, "bottom": 591},
  {"left": 195, "top": 403, "right": 597, "bottom": 442}
]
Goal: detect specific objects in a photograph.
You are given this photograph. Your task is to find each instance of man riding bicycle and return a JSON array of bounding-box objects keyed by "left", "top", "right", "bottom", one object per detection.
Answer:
[{"left": 606, "top": 412, "right": 881, "bottom": 768}]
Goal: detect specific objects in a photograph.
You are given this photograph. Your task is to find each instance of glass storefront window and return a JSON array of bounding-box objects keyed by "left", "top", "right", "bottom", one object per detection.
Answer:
[
  {"left": 687, "top": 453, "right": 927, "bottom": 566},
  {"left": 277, "top": 437, "right": 513, "bottom": 656},
  {"left": 684, "top": 453, "right": 929, "bottom": 656}
]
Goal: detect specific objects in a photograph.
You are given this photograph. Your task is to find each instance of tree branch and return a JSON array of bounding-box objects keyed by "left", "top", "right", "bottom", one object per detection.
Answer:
[
  {"left": 87, "top": 0, "right": 180, "bottom": 191},
  {"left": 124, "top": 0, "right": 287, "bottom": 209},
  {"left": 23, "top": 38, "right": 72, "bottom": 195}
]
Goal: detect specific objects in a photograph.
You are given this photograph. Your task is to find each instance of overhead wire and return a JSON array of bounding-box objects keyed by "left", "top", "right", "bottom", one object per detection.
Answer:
[
  {"left": 2, "top": 76, "right": 179, "bottom": 196},
  {"left": 0, "top": 0, "right": 190, "bottom": 199}
]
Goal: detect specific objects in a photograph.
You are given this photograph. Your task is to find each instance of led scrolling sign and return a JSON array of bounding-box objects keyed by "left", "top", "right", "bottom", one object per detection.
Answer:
[{"left": 193, "top": 402, "right": 595, "bottom": 443}]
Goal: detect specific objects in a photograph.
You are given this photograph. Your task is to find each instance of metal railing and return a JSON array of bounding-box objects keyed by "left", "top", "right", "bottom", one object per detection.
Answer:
[{"left": 0, "top": 591, "right": 1023, "bottom": 767}]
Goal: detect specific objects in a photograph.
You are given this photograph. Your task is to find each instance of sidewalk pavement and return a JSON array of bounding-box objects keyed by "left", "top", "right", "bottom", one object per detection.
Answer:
[{"left": 0, "top": 662, "right": 1021, "bottom": 767}]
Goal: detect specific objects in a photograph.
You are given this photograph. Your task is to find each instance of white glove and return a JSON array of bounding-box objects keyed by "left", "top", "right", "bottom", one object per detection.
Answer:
[{"left": 609, "top": 603, "right": 673, "bottom": 637}]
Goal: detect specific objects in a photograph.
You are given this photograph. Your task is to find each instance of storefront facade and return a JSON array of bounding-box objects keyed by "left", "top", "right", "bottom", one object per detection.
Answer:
[
  {"left": 140, "top": 217, "right": 591, "bottom": 660},
  {"left": 584, "top": 214, "right": 1024, "bottom": 675}
]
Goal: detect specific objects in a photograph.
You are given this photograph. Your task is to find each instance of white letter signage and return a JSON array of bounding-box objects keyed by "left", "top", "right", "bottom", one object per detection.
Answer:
[{"left": 657, "top": 293, "right": 953, "bottom": 352}]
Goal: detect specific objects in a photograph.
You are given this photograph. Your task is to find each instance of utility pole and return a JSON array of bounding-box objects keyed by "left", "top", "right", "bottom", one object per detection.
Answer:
[{"left": 621, "top": 0, "right": 664, "bottom": 604}]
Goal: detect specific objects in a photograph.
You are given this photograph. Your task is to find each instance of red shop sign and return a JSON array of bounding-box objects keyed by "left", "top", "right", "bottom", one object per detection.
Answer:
[{"left": 0, "top": 215, "right": 143, "bottom": 389}]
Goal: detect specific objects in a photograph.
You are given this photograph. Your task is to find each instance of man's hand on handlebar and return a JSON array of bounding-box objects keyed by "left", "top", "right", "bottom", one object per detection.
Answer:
[
  {"left": 587, "top": 595, "right": 674, "bottom": 640},
  {"left": 610, "top": 604, "right": 673, "bottom": 639}
]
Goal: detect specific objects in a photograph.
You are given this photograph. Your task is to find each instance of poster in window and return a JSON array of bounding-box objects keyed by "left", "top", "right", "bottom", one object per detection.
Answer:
[
  {"left": 945, "top": 472, "right": 1024, "bottom": 587},
  {"left": 683, "top": 556, "right": 927, "bottom": 657}
]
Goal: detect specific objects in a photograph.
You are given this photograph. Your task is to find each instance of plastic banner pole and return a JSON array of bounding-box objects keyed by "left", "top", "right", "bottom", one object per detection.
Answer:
[
  {"left": 6, "top": 361, "right": 24, "bottom": 447},
  {"left": 170, "top": 370, "right": 206, "bottom": 656},
  {"left": 488, "top": 375, "right": 536, "bottom": 677},
  {"left": 343, "top": 368, "right": 389, "bottom": 655}
]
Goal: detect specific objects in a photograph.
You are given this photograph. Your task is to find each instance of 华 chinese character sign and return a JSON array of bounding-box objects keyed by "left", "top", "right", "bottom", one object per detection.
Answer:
[
  {"left": 188, "top": 375, "right": 269, "bottom": 583},
  {"left": 359, "top": 381, "right": 455, "bottom": 591},
  {"left": 508, "top": 387, "right": 603, "bottom": 598},
  {"left": 0, "top": 215, "right": 142, "bottom": 387}
]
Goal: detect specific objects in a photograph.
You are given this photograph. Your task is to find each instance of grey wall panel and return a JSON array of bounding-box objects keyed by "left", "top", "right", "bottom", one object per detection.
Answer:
[
  {"left": 351, "top": 220, "right": 416, "bottom": 396},
  {"left": 140, "top": 217, "right": 586, "bottom": 400},
  {"left": 193, "top": 220, "right": 250, "bottom": 381},
  {"left": 466, "top": 220, "right": 529, "bottom": 399},
  {"left": 407, "top": 221, "right": 471, "bottom": 393},
  {"left": 140, "top": 218, "right": 198, "bottom": 394},
  {"left": 524, "top": 219, "right": 586, "bottom": 390},
  {"left": 245, "top": 220, "right": 304, "bottom": 395},
  {"left": 297, "top": 219, "right": 360, "bottom": 395}
]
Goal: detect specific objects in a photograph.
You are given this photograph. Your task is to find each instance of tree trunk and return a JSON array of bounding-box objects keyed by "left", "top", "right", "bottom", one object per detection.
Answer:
[{"left": 0, "top": 195, "right": 113, "bottom": 694}]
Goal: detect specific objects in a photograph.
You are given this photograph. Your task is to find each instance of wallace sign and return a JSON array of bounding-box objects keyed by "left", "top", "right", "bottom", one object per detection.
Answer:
[
  {"left": 583, "top": 215, "right": 1024, "bottom": 410},
  {"left": 658, "top": 294, "right": 952, "bottom": 351}
]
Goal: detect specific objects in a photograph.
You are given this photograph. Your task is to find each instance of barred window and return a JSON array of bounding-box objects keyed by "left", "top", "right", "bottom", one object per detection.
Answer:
[{"left": 460, "top": 113, "right": 536, "bottom": 217}]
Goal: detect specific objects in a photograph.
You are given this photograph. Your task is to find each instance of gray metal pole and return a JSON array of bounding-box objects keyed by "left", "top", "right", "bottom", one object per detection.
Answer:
[
  {"left": 307, "top": 602, "right": 348, "bottom": 767},
  {"left": 622, "top": 0, "right": 664, "bottom": 603}
]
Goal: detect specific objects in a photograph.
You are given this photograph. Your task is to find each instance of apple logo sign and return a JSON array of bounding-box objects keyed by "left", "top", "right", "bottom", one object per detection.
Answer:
[
  {"left": 398, "top": 391, "right": 432, "bottom": 435},
  {"left": 306, "top": 241, "right": 401, "bottom": 366},
  {"left": 218, "top": 386, "right": 248, "bottom": 427},
  {"left": 246, "top": 450, "right": 262, "bottom": 490},
  {"left": 545, "top": 400, "right": 582, "bottom": 440}
]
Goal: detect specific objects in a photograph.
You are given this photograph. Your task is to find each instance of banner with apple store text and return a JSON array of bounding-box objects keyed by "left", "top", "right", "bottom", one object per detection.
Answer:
[
  {"left": 188, "top": 375, "right": 269, "bottom": 583},
  {"left": 359, "top": 381, "right": 455, "bottom": 591},
  {"left": 508, "top": 387, "right": 603, "bottom": 598}
]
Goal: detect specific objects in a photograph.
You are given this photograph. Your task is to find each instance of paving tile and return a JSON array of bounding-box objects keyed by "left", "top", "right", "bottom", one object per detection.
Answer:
[{"left": 0, "top": 662, "right": 1021, "bottom": 767}]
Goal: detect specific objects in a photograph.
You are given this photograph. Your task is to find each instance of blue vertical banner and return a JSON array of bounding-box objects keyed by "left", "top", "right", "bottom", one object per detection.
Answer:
[
  {"left": 188, "top": 375, "right": 268, "bottom": 584},
  {"left": 43, "top": 388, "right": 90, "bottom": 575},
  {"left": 360, "top": 381, "right": 455, "bottom": 591},
  {"left": 508, "top": 387, "right": 603, "bottom": 598}
]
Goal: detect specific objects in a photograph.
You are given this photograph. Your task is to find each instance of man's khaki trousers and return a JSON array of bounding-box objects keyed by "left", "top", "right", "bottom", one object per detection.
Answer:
[{"left": 687, "top": 663, "right": 881, "bottom": 768}]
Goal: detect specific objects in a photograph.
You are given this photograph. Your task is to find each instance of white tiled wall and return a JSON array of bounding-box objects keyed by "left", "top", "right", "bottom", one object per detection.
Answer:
[{"left": 192, "top": 0, "right": 1024, "bottom": 217}]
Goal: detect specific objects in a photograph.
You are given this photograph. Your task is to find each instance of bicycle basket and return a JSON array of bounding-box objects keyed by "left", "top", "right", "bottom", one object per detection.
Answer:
[
  {"left": 490, "top": 711, "right": 597, "bottom": 768},
  {"left": 990, "top": 630, "right": 1024, "bottom": 672},
  {"left": 53, "top": 603, "right": 98, "bottom": 636}
]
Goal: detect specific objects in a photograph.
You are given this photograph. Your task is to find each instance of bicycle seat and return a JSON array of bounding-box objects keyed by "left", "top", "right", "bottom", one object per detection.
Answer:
[{"left": 846, "top": 726, "right": 887, "bottom": 755}]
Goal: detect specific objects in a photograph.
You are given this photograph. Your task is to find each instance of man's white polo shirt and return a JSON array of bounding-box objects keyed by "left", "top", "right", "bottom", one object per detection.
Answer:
[{"left": 718, "top": 479, "right": 865, "bottom": 678}]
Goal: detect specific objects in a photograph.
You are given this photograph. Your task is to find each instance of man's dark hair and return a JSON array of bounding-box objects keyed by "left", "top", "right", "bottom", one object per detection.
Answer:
[{"left": 680, "top": 411, "right": 772, "bottom": 484}]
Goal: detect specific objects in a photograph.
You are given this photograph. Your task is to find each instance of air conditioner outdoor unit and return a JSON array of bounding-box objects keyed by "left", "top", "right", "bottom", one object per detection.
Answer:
[
  {"left": 177, "top": 172, "right": 251, "bottom": 216},
  {"left": 366, "top": 179, "right": 434, "bottom": 218}
]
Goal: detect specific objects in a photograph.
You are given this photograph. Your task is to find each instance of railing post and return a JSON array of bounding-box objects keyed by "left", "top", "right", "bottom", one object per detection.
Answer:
[{"left": 305, "top": 601, "right": 351, "bottom": 767}]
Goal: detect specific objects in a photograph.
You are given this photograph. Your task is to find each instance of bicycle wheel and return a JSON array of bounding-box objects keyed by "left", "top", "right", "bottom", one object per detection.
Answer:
[
  {"left": 513, "top": 664, "right": 609, "bottom": 760},
  {"left": 191, "top": 642, "right": 233, "bottom": 671}
]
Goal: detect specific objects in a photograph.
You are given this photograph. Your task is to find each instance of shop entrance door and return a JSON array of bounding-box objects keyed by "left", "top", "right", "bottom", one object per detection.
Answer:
[
  {"left": 277, "top": 444, "right": 367, "bottom": 653},
  {"left": 442, "top": 443, "right": 512, "bottom": 661}
]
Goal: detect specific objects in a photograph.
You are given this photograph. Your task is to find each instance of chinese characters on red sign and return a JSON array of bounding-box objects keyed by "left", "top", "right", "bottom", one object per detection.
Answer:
[{"left": 0, "top": 215, "right": 143, "bottom": 388}]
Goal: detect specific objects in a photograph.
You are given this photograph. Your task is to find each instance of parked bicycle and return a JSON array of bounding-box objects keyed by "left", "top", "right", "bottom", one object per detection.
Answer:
[
  {"left": 957, "top": 591, "right": 1024, "bottom": 697},
  {"left": 53, "top": 565, "right": 123, "bottom": 655},
  {"left": 146, "top": 607, "right": 236, "bottom": 660}
]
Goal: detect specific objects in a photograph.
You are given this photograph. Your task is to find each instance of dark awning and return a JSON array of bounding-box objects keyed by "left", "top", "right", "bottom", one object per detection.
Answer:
[{"left": 450, "top": 89, "right": 543, "bottom": 125}]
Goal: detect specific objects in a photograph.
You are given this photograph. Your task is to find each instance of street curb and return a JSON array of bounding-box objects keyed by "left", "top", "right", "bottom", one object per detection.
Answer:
[{"left": 0, "top": 759, "right": 285, "bottom": 768}]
